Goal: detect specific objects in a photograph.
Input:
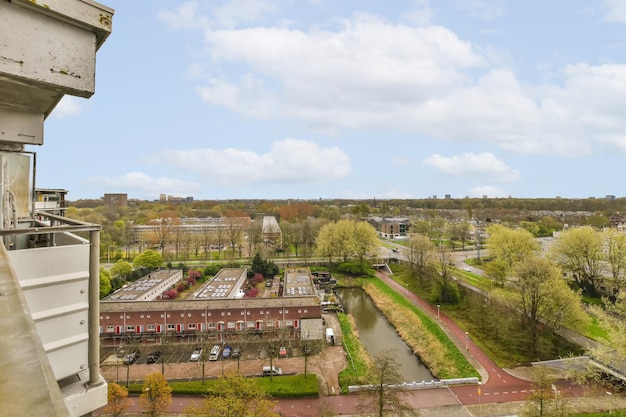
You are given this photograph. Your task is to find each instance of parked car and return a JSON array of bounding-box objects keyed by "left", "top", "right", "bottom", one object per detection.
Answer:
[
  {"left": 146, "top": 351, "right": 162, "bottom": 364},
  {"left": 265, "top": 280, "right": 272, "bottom": 287},
  {"left": 190, "top": 347, "right": 203, "bottom": 362},
  {"left": 278, "top": 346, "right": 287, "bottom": 358},
  {"left": 209, "top": 345, "right": 221, "bottom": 361},
  {"left": 231, "top": 348, "right": 240, "bottom": 358},
  {"left": 123, "top": 350, "right": 140, "bottom": 365},
  {"left": 262, "top": 365, "right": 282, "bottom": 376},
  {"left": 223, "top": 345, "right": 231, "bottom": 359}
]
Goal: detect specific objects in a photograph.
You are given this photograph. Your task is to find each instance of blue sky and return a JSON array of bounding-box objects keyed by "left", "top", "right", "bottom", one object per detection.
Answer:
[{"left": 39, "top": 0, "right": 626, "bottom": 201}]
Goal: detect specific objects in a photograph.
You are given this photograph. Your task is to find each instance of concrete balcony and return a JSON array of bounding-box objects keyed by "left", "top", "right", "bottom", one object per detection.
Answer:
[{"left": 0, "top": 212, "right": 104, "bottom": 417}]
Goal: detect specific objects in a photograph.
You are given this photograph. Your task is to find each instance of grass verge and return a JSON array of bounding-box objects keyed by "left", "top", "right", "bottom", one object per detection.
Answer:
[
  {"left": 337, "top": 312, "right": 371, "bottom": 393},
  {"left": 127, "top": 373, "right": 318, "bottom": 397}
]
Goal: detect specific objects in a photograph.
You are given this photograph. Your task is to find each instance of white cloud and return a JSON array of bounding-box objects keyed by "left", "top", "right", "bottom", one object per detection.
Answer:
[
  {"left": 457, "top": 0, "right": 505, "bottom": 21},
  {"left": 167, "top": 6, "right": 626, "bottom": 159},
  {"left": 603, "top": 0, "right": 626, "bottom": 22},
  {"left": 423, "top": 152, "right": 520, "bottom": 182},
  {"left": 468, "top": 185, "right": 508, "bottom": 198},
  {"left": 159, "top": 1, "right": 276, "bottom": 30},
  {"left": 402, "top": 0, "right": 435, "bottom": 25},
  {"left": 83, "top": 172, "right": 201, "bottom": 195},
  {"left": 148, "top": 138, "right": 351, "bottom": 186},
  {"left": 51, "top": 96, "right": 84, "bottom": 119}
]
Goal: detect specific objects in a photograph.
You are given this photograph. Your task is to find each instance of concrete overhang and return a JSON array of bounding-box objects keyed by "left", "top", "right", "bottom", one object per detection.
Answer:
[{"left": 0, "top": 0, "right": 113, "bottom": 145}]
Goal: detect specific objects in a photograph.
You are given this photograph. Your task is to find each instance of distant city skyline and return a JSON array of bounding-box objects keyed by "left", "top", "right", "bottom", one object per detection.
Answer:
[{"left": 39, "top": 0, "right": 626, "bottom": 201}]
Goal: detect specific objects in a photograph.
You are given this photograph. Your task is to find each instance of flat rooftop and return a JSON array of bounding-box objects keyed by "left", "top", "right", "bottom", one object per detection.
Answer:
[
  {"left": 283, "top": 267, "right": 315, "bottom": 296},
  {"left": 103, "top": 269, "right": 180, "bottom": 302},
  {"left": 193, "top": 268, "right": 247, "bottom": 299}
]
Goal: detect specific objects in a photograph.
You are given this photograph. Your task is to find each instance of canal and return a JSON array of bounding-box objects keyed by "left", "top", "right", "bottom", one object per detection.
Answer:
[{"left": 337, "top": 287, "right": 434, "bottom": 382}]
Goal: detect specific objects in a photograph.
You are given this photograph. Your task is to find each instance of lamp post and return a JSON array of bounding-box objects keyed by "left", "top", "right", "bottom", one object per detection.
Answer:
[
  {"left": 437, "top": 304, "right": 440, "bottom": 319},
  {"left": 607, "top": 392, "right": 613, "bottom": 415},
  {"left": 465, "top": 332, "right": 469, "bottom": 351}
]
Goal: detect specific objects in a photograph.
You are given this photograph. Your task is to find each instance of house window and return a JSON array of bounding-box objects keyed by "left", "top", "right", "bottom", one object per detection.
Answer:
[
  {"left": 208, "top": 323, "right": 216, "bottom": 329},
  {"left": 167, "top": 313, "right": 171, "bottom": 318},
  {"left": 99, "top": 315, "right": 103, "bottom": 320},
  {"left": 227, "top": 322, "right": 236, "bottom": 329},
  {"left": 221, "top": 312, "right": 225, "bottom": 316},
  {"left": 147, "top": 314, "right": 151, "bottom": 318},
  {"left": 188, "top": 323, "right": 197, "bottom": 329},
  {"left": 166, "top": 324, "right": 175, "bottom": 331},
  {"left": 304, "top": 309, "right": 307, "bottom": 313},
  {"left": 147, "top": 324, "right": 155, "bottom": 331},
  {"left": 126, "top": 325, "right": 135, "bottom": 332},
  {"left": 181, "top": 313, "right": 185, "bottom": 317},
  {"left": 105, "top": 315, "right": 110, "bottom": 319},
  {"left": 188, "top": 313, "right": 192, "bottom": 317},
  {"left": 141, "top": 314, "right": 145, "bottom": 318},
  {"left": 227, "top": 312, "right": 231, "bottom": 316},
  {"left": 120, "top": 315, "right": 124, "bottom": 319},
  {"left": 241, "top": 311, "right": 245, "bottom": 315},
  {"left": 106, "top": 325, "right": 114, "bottom": 333},
  {"left": 298, "top": 309, "right": 302, "bottom": 313},
  {"left": 161, "top": 313, "right": 165, "bottom": 318},
  {"left": 260, "top": 310, "right": 264, "bottom": 315}
]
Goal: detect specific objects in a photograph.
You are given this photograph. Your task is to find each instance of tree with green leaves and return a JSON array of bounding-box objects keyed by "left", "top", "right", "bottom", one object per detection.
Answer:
[
  {"left": 139, "top": 372, "right": 172, "bottom": 417},
  {"left": 550, "top": 226, "right": 604, "bottom": 295},
  {"left": 100, "top": 267, "right": 112, "bottom": 298},
  {"left": 183, "top": 371, "right": 279, "bottom": 417},
  {"left": 494, "top": 256, "right": 589, "bottom": 353},
  {"left": 110, "top": 259, "right": 133, "bottom": 280},
  {"left": 605, "top": 229, "right": 626, "bottom": 292},
  {"left": 487, "top": 224, "right": 538, "bottom": 271},
  {"left": 103, "top": 382, "right": 131, "bottom": 417},
  {"left": 133, "top": 249, "right": 164, "bottom": 271}
]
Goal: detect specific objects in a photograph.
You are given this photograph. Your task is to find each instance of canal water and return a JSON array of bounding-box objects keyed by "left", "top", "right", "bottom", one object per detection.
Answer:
[{"left": 337, "top": 287, "right": 434, "bottom": 382}]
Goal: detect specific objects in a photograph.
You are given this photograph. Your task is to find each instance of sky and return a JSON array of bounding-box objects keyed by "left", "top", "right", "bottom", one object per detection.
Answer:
[{"left": 38, "top": 0, "right": 626, "bottom": 201}]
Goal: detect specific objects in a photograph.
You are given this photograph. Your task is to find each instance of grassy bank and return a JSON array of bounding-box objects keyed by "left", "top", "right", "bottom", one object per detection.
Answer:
[
  {"left": 337, "top": 312, "right": 371, "bottom": 392},
  {"left": 363, "top": 278, "right": 478, "bottom": 379}
]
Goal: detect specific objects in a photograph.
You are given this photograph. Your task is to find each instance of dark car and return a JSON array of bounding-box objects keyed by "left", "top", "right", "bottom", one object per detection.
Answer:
[
  {"left": 123, "top": 349, "right": 140, "bottom": 365},
  {"left": 146, "top": 351, "right": 162, "bottom": 364}
]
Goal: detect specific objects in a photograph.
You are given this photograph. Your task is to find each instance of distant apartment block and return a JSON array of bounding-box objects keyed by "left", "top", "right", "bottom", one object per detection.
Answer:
[
  {"left": 131, "top": 216, "right": 251, "bottom": 243},
  {"left": 368, "top": 217, "right": 411, "bottom": 239},
  {"left": 103, "top": 193, "right": 128, "bottom": 206},
  {"left": 34, "top": 188, "right": 69, "bottom": 216},
  {"left": 262, "top": 215, "right": 282, "bottom": 249},
  {"left": 159, "top": 194, "right": 194, "bottom": 203}
]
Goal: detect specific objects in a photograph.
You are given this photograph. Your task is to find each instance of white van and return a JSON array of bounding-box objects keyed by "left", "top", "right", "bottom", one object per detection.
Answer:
[
  {"left": 262, "top": 365, "right": 282, "bottom": 376},
  {"left": 209, "top": 345, "right": 221, "bottom": 361}
]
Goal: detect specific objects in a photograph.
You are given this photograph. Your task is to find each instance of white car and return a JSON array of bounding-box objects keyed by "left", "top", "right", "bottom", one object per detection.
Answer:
[
  {"left": 463, "top": 266, "right": 471, "bottom": 271},
  {"left": 190, "top": 347, "right": 203, "bottom": 361}
]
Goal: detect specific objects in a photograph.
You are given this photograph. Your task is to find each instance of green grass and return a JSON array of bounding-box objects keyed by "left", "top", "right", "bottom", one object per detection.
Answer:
[
  {"left": 127, "top": 373, "right": 318, "bottom": 397},
  {"left": 337, "top": 312, "right": 370, "bottom": 392},
  {"left": 365, "top": 278, "right": 478, "bottom": 379}
]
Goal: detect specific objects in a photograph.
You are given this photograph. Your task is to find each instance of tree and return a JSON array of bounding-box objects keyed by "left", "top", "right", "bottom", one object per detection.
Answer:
[
  {"left": 406, "top": 233, "right": 434, "bottom": 278},
  {"left": 183, "top": 371, "right": 280, "bottom": 417},
  {"left": 550, "top": 226, "right": 604, "bottom": 295},
  {"left": 133, "top": 249, "right": 164, "bottom": 270},
  {"left": 494, "top": 256, "right": 589, "bottom": 353},
  {"left": 103, "top": 382, "right": 132, "bottom": 417},
  {"left": 139, "top": 372, "right": 172, "bottom": 417},
  {"left": 604, "top": 230, "right": 626, "bottom": 292},
  {"left": 357, "top": 349, "right": 416, "bottom": 417},
  {"left": 100, "top": 267, "right": 112, "bottom": 298},
  {"left": 150, "top": 218, "right": 174, "bottom": 257},
  {"left": 110, "top": 259, "right": 133, "bottom": 280},
  {"left": 487, "top": 224, "right": 538, "bottom": 271},
  {"left": 352, "top": 221, "right": 379, "bottom": 267}
]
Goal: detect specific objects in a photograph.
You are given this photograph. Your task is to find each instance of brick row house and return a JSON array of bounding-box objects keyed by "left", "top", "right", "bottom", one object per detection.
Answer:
[{"left": 99, "top": 296, "right": 323, "bottom": 345}]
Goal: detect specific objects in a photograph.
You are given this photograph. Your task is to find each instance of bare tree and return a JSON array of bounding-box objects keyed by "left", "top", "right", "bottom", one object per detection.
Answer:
[{"left": 357, "top": 348, "right": 417, "bottom": 417}]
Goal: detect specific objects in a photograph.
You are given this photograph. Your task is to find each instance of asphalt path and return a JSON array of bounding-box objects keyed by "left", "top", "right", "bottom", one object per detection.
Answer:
[{"left": 375, "top": 270, "right": 585, "bottom": 406}]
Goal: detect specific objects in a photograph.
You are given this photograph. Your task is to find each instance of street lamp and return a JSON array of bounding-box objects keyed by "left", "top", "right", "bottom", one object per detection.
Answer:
[
  {"left": 437, "top": 304, "right": 440, "bottom": 319},
  {"left": 465, "top": 332, "right": 469, "bottom": 351},
  {"left": 607, "top": 392, "right": 613, "bottom": 415}
]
